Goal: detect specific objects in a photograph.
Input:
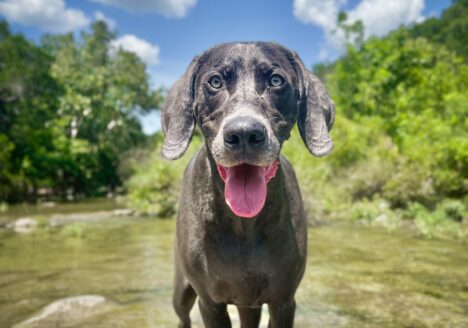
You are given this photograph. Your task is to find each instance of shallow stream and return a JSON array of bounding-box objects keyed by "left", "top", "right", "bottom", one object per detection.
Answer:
[{"left": 0, "top": 202, "right": 467, "bottom": 327}]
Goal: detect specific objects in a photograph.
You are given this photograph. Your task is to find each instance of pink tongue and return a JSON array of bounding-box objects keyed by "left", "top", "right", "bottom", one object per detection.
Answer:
[{"left": 217, "top": 162, "right": 278, "bottom": 218}]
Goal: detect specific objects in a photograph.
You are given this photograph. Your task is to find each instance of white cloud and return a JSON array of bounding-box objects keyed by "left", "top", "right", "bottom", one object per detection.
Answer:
[
  {"left": 94, "top": 11, "right": 116, "bottom": 30},
  {"left": 0, "top": 0, "right": 89, "bottom": 33},
  {"left": 293, "top": 0, "right": 425, "bottom": 52},
  {"left": 294, "top": 0, "right": 344, "bottom": 32},
  {"left": 111, "top": 34, "right": 160, "bottom": 67},
  {"left": 92, "top": 0, "right": 198, "bottom": 18},
  {"left": 347, "top": 0, "right": 424, "bottom": 38},
  {"left": 293, "top": 0, "right": 348, "bottom": 51}
]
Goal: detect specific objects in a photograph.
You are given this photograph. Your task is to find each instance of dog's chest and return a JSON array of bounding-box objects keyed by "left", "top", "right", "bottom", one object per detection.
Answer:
[{"left": 189, "top": 227, "right": 300, "bottom": 305}]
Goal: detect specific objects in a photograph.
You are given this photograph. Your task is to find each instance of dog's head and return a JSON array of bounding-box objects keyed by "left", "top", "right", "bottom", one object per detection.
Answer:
[{"left": 162, "top": 42, "right": 335, "bottom": 218}]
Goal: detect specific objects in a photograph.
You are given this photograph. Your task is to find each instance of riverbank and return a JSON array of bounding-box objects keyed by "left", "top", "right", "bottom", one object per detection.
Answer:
[{"left": 1, "top": 197, "right": 467, "bottom": 242}]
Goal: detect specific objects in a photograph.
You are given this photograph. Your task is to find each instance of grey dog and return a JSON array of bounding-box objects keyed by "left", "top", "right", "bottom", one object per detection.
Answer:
[{"left": 161, "top": 42, "right": 335, "bottom": 328}]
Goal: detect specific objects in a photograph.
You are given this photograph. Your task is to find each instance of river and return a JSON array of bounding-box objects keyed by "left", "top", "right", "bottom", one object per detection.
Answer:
[{"left": 0, "top": 201, "right": 467, "bottom": 327}]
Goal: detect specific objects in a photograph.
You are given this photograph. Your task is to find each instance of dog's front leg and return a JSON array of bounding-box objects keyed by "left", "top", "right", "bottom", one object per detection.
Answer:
[
  {"left": 267, "top": 299, "right": 295, "bottom": 328},
  {"left": 198, "top": 298, "right": 232, "bottom": 328}
]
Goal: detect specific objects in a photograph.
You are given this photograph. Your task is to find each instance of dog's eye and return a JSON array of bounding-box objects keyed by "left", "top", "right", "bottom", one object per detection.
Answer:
[
  {"left": 208, "top": 75, "right": 223, "bottom": 89},
  {"left": 269, "top": 74, "right": 284, "bottom": 87}
]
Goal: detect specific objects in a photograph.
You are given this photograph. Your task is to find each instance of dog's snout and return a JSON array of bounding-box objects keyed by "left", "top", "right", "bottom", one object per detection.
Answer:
[{"left": 223, "top": 116, "right": 266, "bottom": 152}]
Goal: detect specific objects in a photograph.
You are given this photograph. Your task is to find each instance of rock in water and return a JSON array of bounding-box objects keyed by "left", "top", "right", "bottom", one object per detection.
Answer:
[
  {"left": 49, "top": 211, "right": 113, "bottom": 226},
  {"left": 13, "top": 295, "right": 108, "bottom": 328},
  {"left": 13, "top": 218, "right": 37, "bottom": 234},
  {"left": 112, "top": 208, "right": 134, "bottom": 216}
]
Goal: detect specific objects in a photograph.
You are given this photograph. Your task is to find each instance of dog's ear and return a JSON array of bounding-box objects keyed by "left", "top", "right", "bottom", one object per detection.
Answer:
[
  {"left": 161, "top": 56, "right": 200, "bottom": 160},
  {"left": 290, "top": 51, "right": 335, "bottom": 157}
]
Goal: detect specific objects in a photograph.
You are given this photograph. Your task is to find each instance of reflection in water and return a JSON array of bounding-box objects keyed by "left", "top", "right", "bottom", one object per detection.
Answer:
[{"left": 0, "top": 210, "right": 467, "bottom": 327}]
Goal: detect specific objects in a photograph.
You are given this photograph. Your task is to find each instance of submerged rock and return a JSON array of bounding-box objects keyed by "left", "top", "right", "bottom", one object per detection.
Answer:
[
  {"left": 112, "top": 208, "right": 134, "bottom": 216},
  {"left": 40, "top": 201, "right": 56, "bottom": 208},
  {"left": 13, "top": 295, "right": 108, "bottom": 328},
  {"left": 13, "top": 218, "right": 37, "bottom": 234},
  {"left": 49, "top": 211, "right": 114, "bottom": 226}
]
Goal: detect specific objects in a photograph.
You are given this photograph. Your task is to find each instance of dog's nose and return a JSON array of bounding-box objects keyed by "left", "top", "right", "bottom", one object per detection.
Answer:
[{"left": 223, "top": 116, "right": 266, "bottom": 152}]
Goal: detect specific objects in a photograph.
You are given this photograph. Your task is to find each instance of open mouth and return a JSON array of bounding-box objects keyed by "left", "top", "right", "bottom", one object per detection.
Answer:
[{"left": 216, "top": 161, "right": 279, "bottom": 218}]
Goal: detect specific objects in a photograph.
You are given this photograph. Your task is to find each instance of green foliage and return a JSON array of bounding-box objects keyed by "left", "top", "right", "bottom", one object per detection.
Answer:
[
  {"left": 301, "top": 2, "right": 467, "bottom": 237},
  {"left": 438, "top": 199, "right": 466, "bottom": 222},
  {"left": 282, "top": 120, "right": 396, "bottom": 224},
  {"left": 124, "top": 133, "right": 202, "bottom": 217},
  {"left": 349, "top": 197, "right": 402, "bottom": 231},
  {"left": 409, "top": 0, "right": 468, "bottom": 61},
  {"left": 0, "top": 21, "right": 62, "bottom": 201},
  {"left": 0, "top": 20, "right": 162, "bottom": 202},
  {"left": 301, "top": 11, "right": 466, "bottom": 238},
  {"left": 350, "top": 198, "right": 384, "bottom": 222},
  {"left": 404, "top": 200, "right": 466, "bottom": 239},
  {"left": 334, "top": 11, "right": 364, "bottom": 48},
  {"left": 327, "top": 28, "right": 467, "bottom": 206}
]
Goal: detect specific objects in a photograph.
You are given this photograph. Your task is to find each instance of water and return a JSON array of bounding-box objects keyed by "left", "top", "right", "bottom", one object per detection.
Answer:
[{"left": 0, "top": 204, "right": 467, "bottom": 327}]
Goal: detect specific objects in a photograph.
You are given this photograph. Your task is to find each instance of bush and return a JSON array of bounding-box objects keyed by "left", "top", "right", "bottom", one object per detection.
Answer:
[
  {"left": 439, "top": 199, "right": 466, "bottom": 222},
  {"left": 327, "top": 29, "right": 467, "bottom": 208},
  {"left": 123, "top": 133, "right": 202, "bottom": 217},
  {"left": 403, "top": 200, "right": 466, "bottom": 238},
  {"left": 349, "top": 197, "right": 402, "bottom": 230}
]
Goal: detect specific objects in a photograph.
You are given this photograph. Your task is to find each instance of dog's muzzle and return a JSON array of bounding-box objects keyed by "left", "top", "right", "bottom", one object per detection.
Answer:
[{"left": 214, "top": 116, "right": 279, "bottom": 218}]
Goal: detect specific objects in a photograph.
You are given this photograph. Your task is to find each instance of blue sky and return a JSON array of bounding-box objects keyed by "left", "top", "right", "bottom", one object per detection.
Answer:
[{"left": 0, "top": 0, "right": 452, "bottom": 133}]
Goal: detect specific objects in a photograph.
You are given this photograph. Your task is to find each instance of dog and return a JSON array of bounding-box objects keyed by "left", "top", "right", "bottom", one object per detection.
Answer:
[{"left": 161, "top": 42, "right": 335, "bottom": 328}]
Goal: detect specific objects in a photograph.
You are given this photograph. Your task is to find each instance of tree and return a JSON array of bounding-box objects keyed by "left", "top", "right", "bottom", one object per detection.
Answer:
[
  {"left": 333, "top": 11, "right": 364, "bottom": 49},
  {"left": 409, "top": 0, "right": 468, "bottom": 61},
  {"left": 44, "top": 21, "right": 162, "bottom": 196},
  {"left": 0, "top": 20, "right": 163, "bottom": 202},
  {"left": 327, "top": 28, "right": 467, "bottom": 204},
  {"left": 0, "top": 21, "right": 62, "bottom": 201}
]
